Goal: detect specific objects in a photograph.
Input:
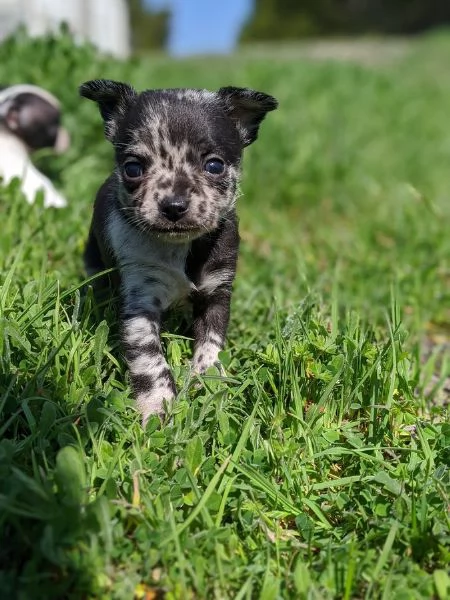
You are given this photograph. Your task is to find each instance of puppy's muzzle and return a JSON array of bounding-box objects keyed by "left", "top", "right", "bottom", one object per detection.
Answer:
[
  {"left": 160, "top": 195, "right": 189, "bottom": 222},
  {"left": 54, "top": 127, "right": 70, "bottom": 154}
]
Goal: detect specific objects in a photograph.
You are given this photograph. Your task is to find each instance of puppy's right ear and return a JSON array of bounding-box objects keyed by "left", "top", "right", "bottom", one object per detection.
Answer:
[{"left": 79, "top": 79, "right": 137, "bottom": 141}]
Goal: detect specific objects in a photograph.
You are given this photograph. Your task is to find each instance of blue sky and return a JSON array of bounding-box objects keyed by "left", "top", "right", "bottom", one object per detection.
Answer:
[{"left": 145, "top": 0, "right": 253, "bottom": 55}]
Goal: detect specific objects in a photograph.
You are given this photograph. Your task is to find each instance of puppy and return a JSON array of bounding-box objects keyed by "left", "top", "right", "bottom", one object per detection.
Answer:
[
  {"left": 0, "top": 84, "right": 69, "bottom": 207},
  {"left": 80, "top": 79, "right": 277, "bottom": 422}
]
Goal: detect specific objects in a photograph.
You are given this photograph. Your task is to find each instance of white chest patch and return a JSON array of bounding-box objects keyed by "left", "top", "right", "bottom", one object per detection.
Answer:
[
  {"left": 0, "top": 131, "right": 67, "bottom": 208},
  {"left": 106, "top": 210, "right": 194, "bottom": 310}
]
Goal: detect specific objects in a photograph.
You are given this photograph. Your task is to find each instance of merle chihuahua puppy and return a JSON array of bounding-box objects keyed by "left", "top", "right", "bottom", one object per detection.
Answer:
[{"left": 80, "top": 79, "right": 277, "bottom": 423}]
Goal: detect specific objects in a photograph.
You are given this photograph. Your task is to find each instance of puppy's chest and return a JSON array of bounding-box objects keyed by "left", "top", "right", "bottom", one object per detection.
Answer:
[
  {"left": 106, "top": 212, "right": 195, "bottom": 310},
  {"left": 0, "top": 133, "right": 28, "bottom": 178}
]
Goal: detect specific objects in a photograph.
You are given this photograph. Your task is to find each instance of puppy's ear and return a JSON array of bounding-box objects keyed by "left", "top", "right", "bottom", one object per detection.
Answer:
[
  {"left": 79, "top": 79, "right": 137, "bottom": 141},
  {"left": 218, "top": 87, "right": 278, "bottom": 147}
]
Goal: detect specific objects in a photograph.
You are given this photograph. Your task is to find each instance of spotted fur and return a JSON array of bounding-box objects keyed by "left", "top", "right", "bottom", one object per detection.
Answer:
[{"left": 80, "top": 79, "right": 277, "bottom": 424}]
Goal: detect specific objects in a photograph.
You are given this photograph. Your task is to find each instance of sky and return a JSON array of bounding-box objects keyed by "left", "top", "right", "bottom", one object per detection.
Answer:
[{"left": 145, "top": 0, "right": 253, "bottom": 55}]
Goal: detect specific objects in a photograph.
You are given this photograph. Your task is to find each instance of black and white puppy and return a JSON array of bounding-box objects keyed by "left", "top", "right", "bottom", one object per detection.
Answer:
[
  {"left": 80, "top": 79, "right": 277, "bottom": 422},
  {"left": 0, "top": 84, "right": 69, "bottom": 207}
]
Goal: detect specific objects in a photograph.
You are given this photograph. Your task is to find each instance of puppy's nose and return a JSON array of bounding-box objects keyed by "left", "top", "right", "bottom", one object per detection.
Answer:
[{"left": 160, "top": 196, "right": 189, "bottom": 222}]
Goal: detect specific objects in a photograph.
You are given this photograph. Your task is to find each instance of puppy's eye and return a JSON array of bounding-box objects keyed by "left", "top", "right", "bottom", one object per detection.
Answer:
[
  {"left": 123, "top": 161, "right": 143, "bottom": 179},
  {"left": 204, "top": 158, "right": 225, "bottom": 175}
]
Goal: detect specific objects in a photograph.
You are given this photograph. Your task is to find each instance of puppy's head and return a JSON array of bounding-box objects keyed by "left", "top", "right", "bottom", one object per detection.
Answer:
[
  {"left": 0, "top": 84, "right": 70, "bottom": 153},
  {"left": 80, "top": 79, "right": 277, "bottom": 241}
]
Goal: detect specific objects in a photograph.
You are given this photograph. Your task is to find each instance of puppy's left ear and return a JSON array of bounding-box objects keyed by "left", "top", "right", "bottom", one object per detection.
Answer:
[
  {"left": 218, "top": 87, "right": 278, "bottom": 147},
  {"left": 79, "top": 79, "right": 137, "bottom": 141}
]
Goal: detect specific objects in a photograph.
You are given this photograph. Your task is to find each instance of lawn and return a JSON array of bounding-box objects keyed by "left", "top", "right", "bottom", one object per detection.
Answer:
[{"left": 0, "top": 31, "right": 449, "bottom": 599}]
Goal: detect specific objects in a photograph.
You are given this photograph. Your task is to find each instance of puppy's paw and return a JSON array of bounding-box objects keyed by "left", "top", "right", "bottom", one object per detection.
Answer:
[
  {"left": 43, "top": 190, "right": 67, "bottom": 208},
  {"left": 192, "top": 341, "right": 225, "bottom": 375},
  {"left": 193, "top": 360, "right": 226, "bottom": 377},
  {"left": 136, "top": 384, "right": 176, "bottom": 428},
  {"left": 191, "top": 356, "right": 227, "bottom": 392}
]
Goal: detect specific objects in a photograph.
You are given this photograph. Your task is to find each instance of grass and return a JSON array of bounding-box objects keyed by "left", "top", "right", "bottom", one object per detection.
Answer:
[{"left": 0, "top": 30, "right": 449, "bottom": 599}]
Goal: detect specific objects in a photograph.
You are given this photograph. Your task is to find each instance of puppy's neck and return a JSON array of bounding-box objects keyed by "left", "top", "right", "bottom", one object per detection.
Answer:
[{"left": 0, "top": 127, "right": 31, "bottom": 158}]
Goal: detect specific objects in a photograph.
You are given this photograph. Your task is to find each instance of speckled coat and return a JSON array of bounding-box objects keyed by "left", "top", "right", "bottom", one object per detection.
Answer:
[{"left": 80, "top": 79, "right": 277, "bottom": 424}]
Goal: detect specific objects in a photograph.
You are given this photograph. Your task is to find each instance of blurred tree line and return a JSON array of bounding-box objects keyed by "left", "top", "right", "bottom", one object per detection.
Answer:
[
  {"left": 127, "top": 0, "right": 170, "bottom": 52},
  {"left": 240, "top": 0, "right": 450, "bottom": 42}
]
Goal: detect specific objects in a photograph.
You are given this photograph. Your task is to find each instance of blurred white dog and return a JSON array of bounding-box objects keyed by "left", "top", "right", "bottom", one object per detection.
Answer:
[{"left": 0, "top": 84, "right": 69, "bottom": 207}]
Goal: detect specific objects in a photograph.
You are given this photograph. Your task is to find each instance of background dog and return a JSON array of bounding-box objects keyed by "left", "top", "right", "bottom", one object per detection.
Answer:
[
  {"left": 80, "top": 79, "right": 277, "bottom": 423},
  {"left": 0, "top": 84, "right": 69, "bottom": 207}
]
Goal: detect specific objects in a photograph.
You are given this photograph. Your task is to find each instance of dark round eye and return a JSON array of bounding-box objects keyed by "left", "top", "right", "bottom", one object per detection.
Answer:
[
  {"left": 123, "top": 161, "right": 143, "bottom": 179},
  {"left": 204, "top": 158, "right": 225, "bottom": 175}
]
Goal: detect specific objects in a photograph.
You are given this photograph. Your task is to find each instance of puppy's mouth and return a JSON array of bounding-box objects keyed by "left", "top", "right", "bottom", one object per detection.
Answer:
[
  {"left": 151, "top": 226, "right": 204, "bottom": 242},
  {"left": 122, "top": 211, "right": 202, "bottom": 237}
]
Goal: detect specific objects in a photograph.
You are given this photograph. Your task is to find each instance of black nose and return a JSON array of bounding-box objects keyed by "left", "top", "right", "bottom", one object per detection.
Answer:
[{"left": 160, "top": 196, "right": 189, "bottom": 222}]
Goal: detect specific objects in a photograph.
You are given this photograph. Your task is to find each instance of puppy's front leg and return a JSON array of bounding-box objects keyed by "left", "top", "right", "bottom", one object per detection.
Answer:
[
  {"left": 192, "top": 287, "right": 233, "bottom": 374},
  {"left": 121, "top": 280, "right": 176, "bottom": 422},
  {"left": 189, "top": 215, "right": 239, "bottom": 375}
]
